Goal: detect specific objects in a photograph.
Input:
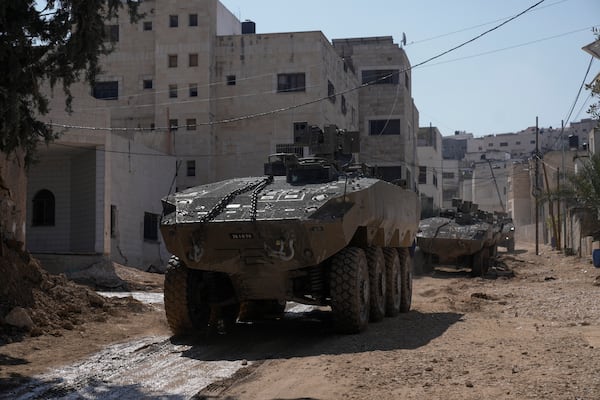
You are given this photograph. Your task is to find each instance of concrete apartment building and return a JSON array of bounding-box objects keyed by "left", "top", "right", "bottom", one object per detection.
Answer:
[
  {"left": 31, "top": 0, "right": 418, "bottom": 270},
  {"left": 417, "top": 126, "right": 443, "bottom": 216},
  {"left": 332, "top": 37, "right": 419, "bottom": 188}
]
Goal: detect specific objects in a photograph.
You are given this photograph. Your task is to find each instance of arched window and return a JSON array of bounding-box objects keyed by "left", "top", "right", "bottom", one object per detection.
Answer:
[{"left": 32, "top": 189, "right": 55, "bottom": 226}]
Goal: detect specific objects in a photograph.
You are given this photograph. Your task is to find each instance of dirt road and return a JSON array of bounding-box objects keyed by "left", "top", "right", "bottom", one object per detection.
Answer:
[{"left": 2, "top": 243, "right": 600, "bottom": 399}]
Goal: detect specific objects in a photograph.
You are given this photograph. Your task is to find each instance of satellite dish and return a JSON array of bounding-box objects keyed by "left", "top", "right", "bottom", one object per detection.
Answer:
[{"left": 402, "top": 32, "right": 407, "bottom": 47}]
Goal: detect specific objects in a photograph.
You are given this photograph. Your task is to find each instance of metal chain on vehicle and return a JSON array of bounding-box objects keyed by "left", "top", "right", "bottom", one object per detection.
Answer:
[
  {"left": 250, "top": 175, "right": 274, "bottom": 221},
  {"left": 200, "top": 176, "right": 273, "bottom": 223}
]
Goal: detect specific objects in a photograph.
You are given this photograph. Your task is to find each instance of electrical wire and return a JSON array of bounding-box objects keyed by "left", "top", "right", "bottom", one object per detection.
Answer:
[{"left": 405, "top": 0, "right": 570, "bottom": 46}]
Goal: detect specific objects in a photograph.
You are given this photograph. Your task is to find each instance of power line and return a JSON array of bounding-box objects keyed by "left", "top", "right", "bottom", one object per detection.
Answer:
[
  {"left": 410, "top": 0, "right": 547, "bottom": 70},
  {"left": 405, "top": 0, "right": 570, "bottom": 47}
]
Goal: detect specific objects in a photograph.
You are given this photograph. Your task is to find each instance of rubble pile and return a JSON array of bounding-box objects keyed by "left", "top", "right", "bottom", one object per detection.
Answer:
[{"left": 0, "top": 241, "right": 145, "bottom": 344}]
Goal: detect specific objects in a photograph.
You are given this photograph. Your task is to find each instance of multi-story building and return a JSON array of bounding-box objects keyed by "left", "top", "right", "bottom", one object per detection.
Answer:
[
  {"left": 332, "top": 37, "right": 419, "bottom": 189},
  {"left": 417, "top": 126, "right": 443, "bottom": 216},
  {"left": 32, "top": 0, "right": 418, "bottom": 270}
]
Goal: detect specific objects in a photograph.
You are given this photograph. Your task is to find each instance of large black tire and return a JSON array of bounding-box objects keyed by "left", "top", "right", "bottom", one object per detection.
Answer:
[
  {"left": 398, "top": 248, "right": 413, "bottom": 313},
  {"left": 366, "top": 247, "right": 386, "bottom": 322},
  {"left": 329, "top": 247, "right": 370, "bottom": 333},
  {"left": 164, "top": 256, "right": 210, "bottom": 336},
  {"left": 413, "top": 247, "right": 433, "bottom": 275},
  {"left": 471, "top": 247, "right": 490, "bottom": 277},
  {"left": 507, "top": 239, "right": 515, "bottom": 253},
  {"left": 383, "top": 248, "right": 401, "bottom": 317}
]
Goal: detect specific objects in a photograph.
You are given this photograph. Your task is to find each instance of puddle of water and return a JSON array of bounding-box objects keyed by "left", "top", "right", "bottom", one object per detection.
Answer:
[{"left": 97, "top": 292, "right": 164, "bottom": 304}]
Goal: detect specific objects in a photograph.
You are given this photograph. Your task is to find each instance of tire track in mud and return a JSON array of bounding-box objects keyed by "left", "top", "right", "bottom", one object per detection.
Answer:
[{"left": 2, "top": 336, "right": 249, "bottom": 400}]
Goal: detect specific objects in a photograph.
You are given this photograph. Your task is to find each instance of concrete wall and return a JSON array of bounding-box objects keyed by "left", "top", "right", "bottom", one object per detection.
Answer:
[
  {"left": 69, "top": 151, "right": 97, "bottom": 252},
  {"left": 27, "top": 156, "right": 73, "bottom": 252},
  {"left": 108, "top": 133, "right": 174, "bottom": 269}
]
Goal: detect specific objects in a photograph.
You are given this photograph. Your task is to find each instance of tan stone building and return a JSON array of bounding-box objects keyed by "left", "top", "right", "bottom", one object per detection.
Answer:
[
  {"left": 332, "top": 37, "right": 419, "bottom": 189},
  {"left": 417, "top": 126, "right": 443, "bottom": 216}
]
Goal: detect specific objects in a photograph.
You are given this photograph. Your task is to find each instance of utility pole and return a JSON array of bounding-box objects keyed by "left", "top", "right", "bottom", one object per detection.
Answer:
[
  {"left": 557, "top": 167, "right": 561, "bottom": 249},
  {"left": 561, "top": 119, "right": 566, "bottom": 251},
  {"left": 535, "top": 117, "right": 540, "bottom": 256}
]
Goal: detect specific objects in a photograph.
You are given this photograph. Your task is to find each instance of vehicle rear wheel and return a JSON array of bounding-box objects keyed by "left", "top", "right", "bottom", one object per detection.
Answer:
[
  {"left": 398, "top": 248, "right": 413, "bottom": 313},
  {"left": 507, "top": 239, "right": 515, "bottom": 253},
  {"left": 329, "top": 247, "right": 370, "bottom": 333},
  {"left": 471, "top": 247, "right": 490, "bottom": 277},
  {"left": 164, "top": 256, "right": 210, "bottom": 336},
  {"left": 413, "top": 247, "right": 432, "bottom": 275},
  {"left": 366, "top": 247, "right": 386, "bottom": 322},
  {"left": 383, "top": 248, "right": 401, "bottom": 317}
]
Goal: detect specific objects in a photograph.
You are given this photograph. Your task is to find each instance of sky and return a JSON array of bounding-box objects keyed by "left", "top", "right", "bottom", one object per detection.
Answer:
[{"left": 219, "top": 0, "right": 600, "bottom": 137}]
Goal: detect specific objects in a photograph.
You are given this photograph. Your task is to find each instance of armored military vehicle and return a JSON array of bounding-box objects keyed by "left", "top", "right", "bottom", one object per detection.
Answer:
[
  {"left": 415, "top": 200, "right": 499, "bottom": 276},
  {"left": 160, "top": 125, "right": 420, "bottom": 335},
  {"left": 498, "top": 218, "right": 515, "bottom": 252}
]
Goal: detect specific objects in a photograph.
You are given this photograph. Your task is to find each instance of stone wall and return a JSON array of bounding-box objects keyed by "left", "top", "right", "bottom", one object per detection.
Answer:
[{"left": 0, "top": 150, "right": 27, "bottom": 247}]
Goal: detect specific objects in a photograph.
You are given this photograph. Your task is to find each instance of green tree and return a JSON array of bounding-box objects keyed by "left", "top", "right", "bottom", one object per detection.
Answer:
[
  {"left": 568, "top": 153, "right": 600, "bottom": 211},
  {"left": 0, "top": 0, "right": 140, "bottom": 164}
]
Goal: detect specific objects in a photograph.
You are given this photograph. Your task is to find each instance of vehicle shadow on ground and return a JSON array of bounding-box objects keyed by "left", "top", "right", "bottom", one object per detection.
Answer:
[{"left": 175, "top": 309, "right": 463, "bottom": 362}]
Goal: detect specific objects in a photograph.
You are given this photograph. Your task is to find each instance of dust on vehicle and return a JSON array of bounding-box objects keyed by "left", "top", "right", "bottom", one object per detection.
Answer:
[{"left": 159, "top": 125, "right": 420, "bottom": 336}]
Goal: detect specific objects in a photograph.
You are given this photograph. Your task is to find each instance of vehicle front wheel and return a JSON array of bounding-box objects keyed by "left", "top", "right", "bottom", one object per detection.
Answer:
[{"left": 164, "top": 256, "right": 210, "bottom": 336}]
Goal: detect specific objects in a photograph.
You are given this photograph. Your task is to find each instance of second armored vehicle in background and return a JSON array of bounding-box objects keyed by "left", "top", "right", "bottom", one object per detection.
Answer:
[{"left": 415, "top": 200, "right": 501, "bottom": 276}]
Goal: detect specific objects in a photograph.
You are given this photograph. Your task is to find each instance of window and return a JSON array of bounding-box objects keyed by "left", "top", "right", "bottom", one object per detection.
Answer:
[
  {"left": 186, "top": 160, "right": 196, "bottom": 176},
  {"left": 169, "top": 119, "right": 178, "bottom": 131},
  {"left": 189, "top": 83, "right": 198, "bottom": 97},
  {"left": 189, "top": 53, "right": 198, "bottom": 67},
  {"left": 32, "top": 189, "right": 55, "bottom": 226},
  {"left": 143, "top": 79, "right": 153, "bottom": 89},
  {"left": 488, "top": 143, "right": 494, "bottom": 147},
  {"left": 110, "top": 205, "right": 117, "bottom": 238},
  {"left": 169, "top": 15, "right": 178, "bottom": 27},
  {"left": 516, "top": 141, "right": 521, "bottom": 145},
  {"left": 189, "top": 14, "right": 198, "bottom": 26},
  {"left": 530, "top": 140, "right": 535, "bottom": 144},
  {"left": 169, "top": 84, "right": 178, "bottom": 98},
  {"left": 418, "top": 166, "right": 427, "bottom": 184},
  {"left": 168, "top": 54, "right": 178, "bottom": 68},
  {"left": 92, "top": 81, "right": 118, "bottom": 100},
  {"left": 328, "top": 80, "right": 336, "bottom": 103},
  {"left": 433, "top": 174, "right": 438, "bottom": 187},
  {"left": 341, "top": 95, "right": 347, "bottom": 115},
  {"left": 150, "top": 123, "right": 155, "bottom": 131},
  {"left": 277, "top": 73, "right": 305, "bottom": 92},
  {"left": 186, "top": 118, "right": 197, "bottom": 131},
  {"left": 361, "top": 69, "right": 399, "bottom": 84},
  {"left": 227, "top": 75, "right": 236, "bottom": 85},
  {"left": 500, "top": 142, "right": 508, "bottom": 147},
  {"left": 104, "top": 24, "right": 119, "bottom": 42},
  {"left": 443, "top": 172, "right": 455, "bottom": 179},
  {"left": 405, "top": 71, "right": 410, "bottom": 90},
  {"left": 143, "top": 212, "right": 159, "bottom": 241},
  {"left": 143, "top": 21, "right": 152, "bottom": 31},
  {"left": 369, "top": 119, "right": 400, "bottom": 135}
]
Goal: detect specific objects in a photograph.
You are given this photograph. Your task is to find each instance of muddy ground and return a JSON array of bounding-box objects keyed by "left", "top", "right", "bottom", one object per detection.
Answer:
[{"left": 1, "top": 242, "right": 600, "bottom": 399}]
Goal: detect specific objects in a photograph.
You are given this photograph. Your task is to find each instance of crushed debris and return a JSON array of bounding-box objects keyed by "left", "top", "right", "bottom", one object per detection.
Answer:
[{"left": 0, "top": 242, "right": 149, "bottom": 344}]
